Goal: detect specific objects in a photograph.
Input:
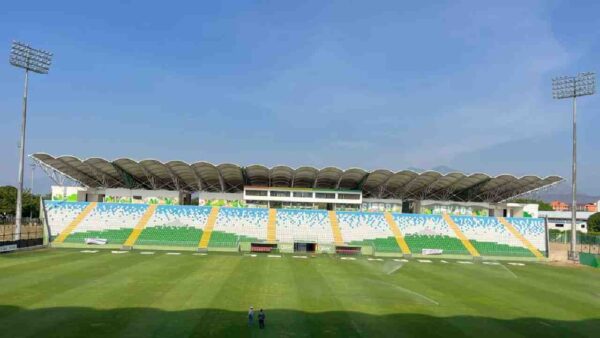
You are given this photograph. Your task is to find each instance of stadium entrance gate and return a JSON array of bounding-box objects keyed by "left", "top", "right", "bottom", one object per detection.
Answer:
[{"left": 294, "top": 242, "right": 316, "bottom": 253}]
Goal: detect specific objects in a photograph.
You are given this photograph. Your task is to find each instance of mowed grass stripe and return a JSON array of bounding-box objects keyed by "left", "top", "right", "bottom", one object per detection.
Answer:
[
  {"left": 0, "top": 250, "right": 598, "bottom": 338},
  {"left": 0, "top": 253, "right": 240, "bottom": 337},
  {"left": 105, "top": 255, "right": 243, "bottom": 337},
  {"left": 0, "top": 251, "right": 123, "bottom": 297},
  {"left": 0, "top": 249, "right": 83, "bottom": 271},
  {"left": 0, "top": 251, "right": 153, "bottom": 335}
]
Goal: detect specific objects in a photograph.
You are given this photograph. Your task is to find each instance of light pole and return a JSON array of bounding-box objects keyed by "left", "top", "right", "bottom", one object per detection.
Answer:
[
  {"left": 552, "top": 72, "right": 596, "bottom": 261},
  {"left": 9, "top": 41, "right": 53, "bottom": 241},
  {"left": 29, "top": 163, "right": 35, "bottom": 224}
]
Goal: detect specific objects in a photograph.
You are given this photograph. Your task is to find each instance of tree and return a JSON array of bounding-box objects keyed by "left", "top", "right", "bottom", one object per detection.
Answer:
[
  {"left": 0, "top": 186, "right": 17, "bottom": 216},
  {"left": 0, "top": 185, "right": 41, "bottom": 218},
  {"left": 511, "top": 198, "right": 553, "bottom": 211},
  {"left": 588, "top": 212, "right": 600, "bottom": 233}
]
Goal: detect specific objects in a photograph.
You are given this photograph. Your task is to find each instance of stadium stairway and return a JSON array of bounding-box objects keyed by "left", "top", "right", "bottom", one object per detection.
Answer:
[
  {"left": 122, "top": 204, "right": 157, "bottom": 249},
  {"left": 383, "top": 212, "right": 411, "bottom": 256},
  {"left": 198, "top": 207, "right": 220, "bottom": 250},
  {"left": 328, "top": 211, "right": 344, "bottom": 245},
  {"left": 442, "top": 213, "right": 481, "bottom": 258},
  {"left": 53, "top": 202, "right": 97, "bottom": 244},
  {"left": 267, "top": 209, "right": 277, "bottom": 242},
  {"left": 497, "top": 217, "right": 545, "bottom": 259}
]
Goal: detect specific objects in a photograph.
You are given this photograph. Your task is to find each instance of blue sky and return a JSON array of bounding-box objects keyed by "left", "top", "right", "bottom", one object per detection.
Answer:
[{"left": 1, "top": 0, "right": 599, "bottom": 195}]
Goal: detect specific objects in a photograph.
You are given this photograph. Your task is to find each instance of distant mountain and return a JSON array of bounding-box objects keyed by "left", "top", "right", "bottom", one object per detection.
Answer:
[
  {"left": 430, "top": 165, "right": 461, "bottom": 174},
  {"left": 406, "top": 166, "right": 460, "bottom": 174},
  {"left": 531, "top": 182, "right": 600, "bottom": 203},
  {"left": 536, "top": 192, "right": 600, "bottom": 204}
]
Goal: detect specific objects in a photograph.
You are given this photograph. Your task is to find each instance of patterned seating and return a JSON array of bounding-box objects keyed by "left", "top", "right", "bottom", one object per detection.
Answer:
[
  {"left": 44, "top": 201, "right": 90, "bottom": 238},
  {"left": 337, "top": 212, "right": 399, "bottom": 252},
  {"left": 209, "top": 208, "right": 265, "bottom": 247},
  {"left": 393, "top": 214, "right": 468, "bottom": 255},
  {"left": 44, "top": 201, "right": 546, "bottom": 257},
  {"left": 451, "top": 216, "right": 533, "bottom": 257},
  {"left": 506, "top": 217, "right": 546, "bottom": 253},
  {"left": 64, "top": 203, "right": 148, "bottom": 244},
  {"left": 136, "top": 205, "right": 212, "bottom": 247},
  {"left": 276, "top": 210, "right": 333, "bottom": 244}
]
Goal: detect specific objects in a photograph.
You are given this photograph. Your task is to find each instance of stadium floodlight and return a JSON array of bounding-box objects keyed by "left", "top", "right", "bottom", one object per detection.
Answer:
[
  {"left": 9, "top": 41, "right": 53, "bottom": 242},
  {"left": 552, "top": 72, "right": 596, "bottom": 261}
]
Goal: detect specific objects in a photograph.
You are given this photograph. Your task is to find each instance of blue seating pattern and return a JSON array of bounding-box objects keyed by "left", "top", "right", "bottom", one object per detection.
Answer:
[
  {"left": 451, "top": 216, "right": 533, "bottom": 256},
  {"left": 66, "top": 203, "right": 148, "bottom": 244},
  {"left": 506, "top": 217, "right": 546, "bottom": 252},
  {"left": 45, "top": 201, "right": 90, "bottom": 237},
  {"left": 44, "top": 201, "right": 547, "bottom": 257},
  {"left": 136, "top": 205, "right": 212, "bottom": 247},
  {"left": 276, "top": 209, "right": 333, "bottom": 244},
  {"left": 336, "top": 212, "right": 392, "bottom": 241},
  {"left": 214, "top": 207, "right": 269, "bottom": 240}
]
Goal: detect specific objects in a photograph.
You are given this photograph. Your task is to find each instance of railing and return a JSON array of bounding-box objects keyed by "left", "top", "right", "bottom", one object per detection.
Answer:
[
  {"left": 0, "top": 227, "right": 44, "bottom": 249},
  {"left": 549, "top": 230, "right": 600, "bottom": 255},
  {"left": 0, "top": 216, "right": 41, "bottom": 225}
]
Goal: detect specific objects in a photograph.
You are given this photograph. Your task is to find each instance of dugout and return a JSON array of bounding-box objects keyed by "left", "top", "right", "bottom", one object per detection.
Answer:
[
  {"left": 294, "top": 242, "right": 317, "bottom": 253},
  {"left": 251, "top": 242, "right": 278, "bottom": 253},
  {"left": 335, "top": 245, "right": 361, "bottom": 255}
]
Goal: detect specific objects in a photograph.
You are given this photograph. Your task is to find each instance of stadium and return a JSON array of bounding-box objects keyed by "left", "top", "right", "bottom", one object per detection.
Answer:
[
  {"left": 1, "top": 152, "right": 598, "bottom": 337},
  {"left": 2, "top": 3, "right": 600, "bottom": 337}
]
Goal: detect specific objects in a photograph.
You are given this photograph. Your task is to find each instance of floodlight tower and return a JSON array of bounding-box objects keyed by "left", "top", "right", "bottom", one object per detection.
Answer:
[
  {"left": 552, "top": 72, "right": 596, "bottom": 261},
  {"left": 9, "top": 41, "right": 53, "bottom": 241}
]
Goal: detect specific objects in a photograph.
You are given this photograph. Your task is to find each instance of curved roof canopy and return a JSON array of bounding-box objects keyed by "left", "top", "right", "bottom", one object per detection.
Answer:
[{"left": 31, "top": 153, "right": 563, "bottom": 203}]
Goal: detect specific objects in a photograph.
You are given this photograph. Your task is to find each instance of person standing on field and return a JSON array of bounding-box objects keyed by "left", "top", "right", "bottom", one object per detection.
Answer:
[
  {"left": 248, "top": 306, "right": 254, "bottom": 326},
  {"left": 258, "top": 309, "right": 265, "bottom": 329}
]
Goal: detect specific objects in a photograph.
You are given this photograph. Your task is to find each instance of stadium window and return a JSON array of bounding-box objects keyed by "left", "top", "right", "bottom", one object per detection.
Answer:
[
  {"left": 133, "top": 196, "right": 142, "bottom": 200},
  {"left": 555, "top": 224, "right": 564, "bottom": 228},
  {"left": 293, "top": 191, "right": 313, "bottom": 198},
  {"left": 581, "top": 224, "right": 585, "bottom": 229},
  {"left": 270, "top": 190, "right": 291, "bottom": 197},
  {"left": 315, "top": 192, "right": 335, "bottom": 199},
  {"left": 338, "top": 193, "right": 360, "bottom": 200},
  {"left": 246, "top": 190, "right": 268, "bottom": 196}
]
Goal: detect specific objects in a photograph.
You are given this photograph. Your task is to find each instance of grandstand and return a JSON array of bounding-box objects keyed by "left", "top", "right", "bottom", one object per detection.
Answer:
[
  {"left": 43, "top": 200, "right": 546, "bottom": 259},
  {"left": 30, "top": 153, "right": 562, "bottom": 259}
]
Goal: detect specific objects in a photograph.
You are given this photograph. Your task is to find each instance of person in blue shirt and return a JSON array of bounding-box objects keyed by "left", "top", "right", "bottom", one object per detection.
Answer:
[{"left": 248, "top": 306, "right": 254, "bottom": 326}]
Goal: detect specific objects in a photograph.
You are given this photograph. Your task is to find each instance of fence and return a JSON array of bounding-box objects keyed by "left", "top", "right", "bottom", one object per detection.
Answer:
[
  {"left": 549, "top": 230, "right": 600, "bottom": 255},
  {"left": 0, "top": 216, "right": 41, "bottom": 226},
  {"left": 0, "top": 225, "right": 44, "bottom": 249}
]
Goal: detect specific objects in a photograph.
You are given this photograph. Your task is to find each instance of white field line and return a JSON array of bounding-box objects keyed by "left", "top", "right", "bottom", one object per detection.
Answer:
[
  {"left": 393, "top": 259, "right": 409, "bottom": 262},
  {"left": 418, "top": 259, "right": 432, "bottom": 263},
  {"left": 369, "top": 279, "right": 439, "bottom": 306},
  {"left": 368, "top": 258, "right": 384, "bottom": 261},
  {"left": 268, "top": 255, "right": 282, "bottom": 258},
  {"left": 166, "top": 252, "right": 181, "bottom": 255},
  {"left": 500, "top": 264, "right": 518, "bottom": 278},
  {"left": 386, "top": 263, "right": 404, "bottom": 275},
  {"left": 440, "top": 260, "right": 448, "bottom": 263},
  {"left": 140, "top": 251, "right": 155, "bottom": 255},
  {"left": 111, "top": 251, "right": 128, "bottom": 254},
  {"left": 457, "top": 261, "right": 473, "bottom": 264},
  {"left": 193, "top": 253, "right": 208, "bottom": 256},
  {"left": 340, "top": 257, "right": 356, "bottom": 260},
  {"left": 508, "top": 262, "right": 525, "bottom": 266},
  {"left": 483, "top": 262, "right": 501, "bottom": 265},
  {"left": 292, "top": 255, "right": 308, "bottom": 259},
  {"left": 80, "top": 250, "right": 98, "bottom": 253}
]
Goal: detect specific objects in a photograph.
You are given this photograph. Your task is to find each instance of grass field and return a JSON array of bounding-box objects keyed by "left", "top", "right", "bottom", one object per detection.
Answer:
[{"left": 0, "top": 249, "right": 598, "bottom": 337}]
